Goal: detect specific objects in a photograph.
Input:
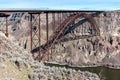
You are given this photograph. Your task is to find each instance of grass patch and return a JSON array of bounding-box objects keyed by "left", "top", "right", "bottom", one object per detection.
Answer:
[{"left": 0, "top": 60, "right": 33, "bottom": 80}]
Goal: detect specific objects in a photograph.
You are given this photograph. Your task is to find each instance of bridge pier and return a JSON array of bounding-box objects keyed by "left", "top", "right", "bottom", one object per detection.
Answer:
[
  {"left": 46, "top": 12, "right": 49, "bottom": 61},
  {"left": 30, "top": 13, "right": 42, "bottom": 60}
]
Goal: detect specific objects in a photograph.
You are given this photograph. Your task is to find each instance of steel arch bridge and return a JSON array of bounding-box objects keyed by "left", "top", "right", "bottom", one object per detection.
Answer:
[
  {"left": 0, "top": 10, "right": 103, "bottom": 61},
  {"left": 30, "top": 11, "right": 102, "bottom": 61}
]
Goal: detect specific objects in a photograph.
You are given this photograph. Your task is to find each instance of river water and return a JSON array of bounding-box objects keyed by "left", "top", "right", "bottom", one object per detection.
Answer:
[{"left": 45, "top": 63, "right": 120, "bottom": 80}]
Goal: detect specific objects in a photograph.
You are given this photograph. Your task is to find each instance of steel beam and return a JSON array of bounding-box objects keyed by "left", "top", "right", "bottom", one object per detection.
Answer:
[
  {"left": 30, "top": 14, "right": 33, "bottom": 57},
  {"left": 0, "top": 10, "right": 104, "bottom": 13},
  {"left": 51, "top": 13, "right": 55, "bottom": 54},
  {"left": 38, "top": 14, "right": 41, "bottom": 61},
  {"left": 52, "top": 13, "right": 55, "bottom": 32},
  {"left": 46, "top": 13, "right": 49, "bottom": 61}
]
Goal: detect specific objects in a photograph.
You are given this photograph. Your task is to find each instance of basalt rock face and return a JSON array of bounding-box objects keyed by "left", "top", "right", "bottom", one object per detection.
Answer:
[{"left": 49, "top": 11, "right": 120, "bottom": 68}]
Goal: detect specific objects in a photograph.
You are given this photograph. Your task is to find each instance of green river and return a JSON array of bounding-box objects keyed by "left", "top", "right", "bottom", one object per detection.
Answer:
[{"left": 45, "top": 63, "right": 120, "bottom": 80}]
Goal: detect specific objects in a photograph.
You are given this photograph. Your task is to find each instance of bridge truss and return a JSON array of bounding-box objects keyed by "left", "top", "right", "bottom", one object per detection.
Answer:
[{"left": 29, "top": 10, "right": 102, "bottom": 61}]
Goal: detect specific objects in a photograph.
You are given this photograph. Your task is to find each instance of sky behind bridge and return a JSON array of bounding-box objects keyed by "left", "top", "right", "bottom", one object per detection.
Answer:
[{"left": 0, "top": 0, "right": 120, "bottom": 10}]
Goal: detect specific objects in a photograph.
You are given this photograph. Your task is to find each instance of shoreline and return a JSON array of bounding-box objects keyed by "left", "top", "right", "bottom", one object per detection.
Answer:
[{"left": 44, "top": 61, "right": 120, "bottom": 69}]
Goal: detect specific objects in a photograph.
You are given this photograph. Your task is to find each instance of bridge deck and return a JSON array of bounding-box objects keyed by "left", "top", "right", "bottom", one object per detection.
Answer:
[{"left": 0, "top": 10, "right": 104, "bottom": 13}]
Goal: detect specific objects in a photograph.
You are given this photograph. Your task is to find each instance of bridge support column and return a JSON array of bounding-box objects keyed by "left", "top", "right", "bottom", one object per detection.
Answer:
[
  {"left": 38, "top": 14, "right": 41, "bottom": 61},
  {"left": 51, "top": 13, "right": 56, "bottom": 55},
  {"left": 46, "top": 13, "right": 49, "bottom": 61},
  {"left": 29, "top": 13, "right": 41, "bottom": 60}
]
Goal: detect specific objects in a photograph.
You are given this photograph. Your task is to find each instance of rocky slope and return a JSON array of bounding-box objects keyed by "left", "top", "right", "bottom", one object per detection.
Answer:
[{"left": 0, "top": 32, "right": 100, "bottom": 80}]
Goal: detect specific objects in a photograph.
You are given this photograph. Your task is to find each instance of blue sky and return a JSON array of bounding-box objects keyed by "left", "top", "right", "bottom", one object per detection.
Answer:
[{"left": 0, "top": 0, "right": 120, "bottom": 10}]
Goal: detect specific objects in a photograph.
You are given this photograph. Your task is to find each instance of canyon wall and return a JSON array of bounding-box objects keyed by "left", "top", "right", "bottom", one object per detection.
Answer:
[{"left": 49, "top": 11, "right": 120, "bottom": 68}]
